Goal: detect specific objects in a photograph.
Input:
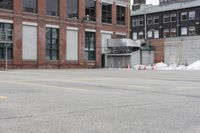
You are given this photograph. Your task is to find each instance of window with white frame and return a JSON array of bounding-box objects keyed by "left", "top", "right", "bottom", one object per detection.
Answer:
[
  {"left": 138, "top": 18, "right": 144, "bottom": 26},
  {"left": 170, "top": 13, "right": 176, "bottom": 22},
  {"left": 132, "top": 19, "right": 138, "bottom": 27},
  {"left": 170, "top": 28, "right": 176, "bottom": 37},
  {"left": 133, "top": 32, "right": 137, "bottom": 40},
  {"left": 189, "top": 11, "right": 195, "bottom": 20},
  {"left": 163, "top": 29, "right": 169, "bottom": 38},
  {"left": 181, "top": 12, "right": 187, "bottom": 21},
  {"left": 147, "top": 30, "right": 153, "bottom": 38},
  {"left": 147, "top": 17, "right": 153, "bottom": 25},
  {"left": 154, "top": 30, "right": 159, "bottom": 38},
  {"left": 138, "top": 31, "right": 143, "bottom": 39},
  {"left": 154, "top": 16, "right": 159, "bottom": 24},
  {"left": 163, "top": 14, "right": 170, "bottom": 23},
  {"left": 181, "top": 27, "right": 187, "bottom": 36},
  {"left": 189, "top": 27, "right": 195, "bottom": 36}
]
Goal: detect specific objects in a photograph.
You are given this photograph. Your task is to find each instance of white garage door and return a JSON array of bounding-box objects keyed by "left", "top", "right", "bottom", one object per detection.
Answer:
[
  {"left": 22, "top": 25, "right": 37, "bottom": 60},
  {"left": 66, "top": 29, "right": 78, "bottom": 61},
  {"left": 102, "top": 33, "right": 112, "bottom": 54}
]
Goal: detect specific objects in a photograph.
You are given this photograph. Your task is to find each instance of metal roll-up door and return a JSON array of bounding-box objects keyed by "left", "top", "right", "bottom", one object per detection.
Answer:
[
  {"left": 66, "top": 29, "right": 78, "bottom": 61},
  {"left": 22, "top": 25, "right": 37, "bottom": 60}
]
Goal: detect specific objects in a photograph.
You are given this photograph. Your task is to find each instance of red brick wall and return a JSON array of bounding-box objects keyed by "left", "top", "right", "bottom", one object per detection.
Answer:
[
  {"left": 149, "top": 39, "right": 165, "bottom": 63},
  {"left": 0, "top": 0, "right": 130, "bottom": 69}
]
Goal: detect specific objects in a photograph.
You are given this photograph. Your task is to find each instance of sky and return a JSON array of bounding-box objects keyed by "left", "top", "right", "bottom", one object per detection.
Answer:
[
  {"left": 146, "top": 0, "right": 159, "bottom": 5},
  {"left": 131, "top": 0, "right": 159, "bottom": 5}
]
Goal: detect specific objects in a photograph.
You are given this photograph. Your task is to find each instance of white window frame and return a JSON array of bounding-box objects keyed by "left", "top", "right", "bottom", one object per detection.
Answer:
[{"left": 181, "top": 27, "right": 187, "bottom": 36}]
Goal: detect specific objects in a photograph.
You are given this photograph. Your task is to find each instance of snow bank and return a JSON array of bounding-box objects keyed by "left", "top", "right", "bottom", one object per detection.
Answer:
[
  {"left": 133, "top": 60, "right": 200, "bottom": 71},
  {"left": 187, "top": 60, "right": 200, "bottom": 70}
]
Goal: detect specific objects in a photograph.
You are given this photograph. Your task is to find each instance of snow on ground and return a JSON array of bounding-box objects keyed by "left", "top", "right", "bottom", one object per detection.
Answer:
[{"left": 133, "top": 60, "right": 200, "bottom": 71}]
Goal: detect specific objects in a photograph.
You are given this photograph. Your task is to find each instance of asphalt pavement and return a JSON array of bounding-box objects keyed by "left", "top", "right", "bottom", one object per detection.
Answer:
[{"left": 0, "top": 69, "right": 200, "bottom": 133}]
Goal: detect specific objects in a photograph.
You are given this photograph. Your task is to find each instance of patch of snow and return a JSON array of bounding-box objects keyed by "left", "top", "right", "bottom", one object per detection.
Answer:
[
  {"left": 187, "top": 60, "right": 200, "bottom": 70},
  {"left": 133, "top": 60, "right": 200, "bottom": 71}
]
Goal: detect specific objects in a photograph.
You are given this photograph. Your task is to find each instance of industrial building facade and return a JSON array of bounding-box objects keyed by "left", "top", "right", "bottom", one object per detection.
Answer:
[
  {"left": 131, "top": 0, "right": 200, "bottom": 40},
  {"left": 0, "top": 0, "right": 130, "bottom": 68}
]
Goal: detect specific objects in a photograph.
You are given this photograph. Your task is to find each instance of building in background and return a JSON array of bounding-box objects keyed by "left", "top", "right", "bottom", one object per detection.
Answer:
[
  {"left": 159, "top": 0, "right": 196, "bottom": 5},
  {"left": 131, "top": 0, "right": 200, "bottom": 40},
  {"left": 0, "top": 0, "right": 130, "bottom": 69},
  {"left": 131, "top": 0, "right": 200, "bottom": 64},
  {"left": 133, "top": 0, "right": 146, "bottom": 5}
]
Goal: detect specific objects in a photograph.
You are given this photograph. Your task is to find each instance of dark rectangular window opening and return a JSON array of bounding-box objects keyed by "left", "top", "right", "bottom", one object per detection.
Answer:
[
  {"left": 46, "top": 28, "right": 59, "bottom": 60},
  {"left": 85, "top": 32, "right": 96, "bottom": 60},
  {"left": 0, "top": 23, "right": 13, "bottom": 60},
  {"left": 117, "top": 6, "right": 125, "bottom": 25},
  {"left": 0, "top": 0, "right": 13, "bottom": 10},
  {"left": 102, "top": 2, "right": 112, "bottom": 24},
  {"left": 46, "top": 0, "right": 59, "bottom": 16},
  {"left": 67, "top": 0, "right": 78, "bottom": 19},
  {"left": 23, "top": 0, "right": 37, "bottom": 13},
  {"left": 85, "top": 0, "right": 96, "bottom": 21}
]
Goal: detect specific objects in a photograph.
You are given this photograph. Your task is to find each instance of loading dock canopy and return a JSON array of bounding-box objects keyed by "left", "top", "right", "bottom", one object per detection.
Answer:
[{"left": 108, "top": 39, "right": 141, "bottom": 48}]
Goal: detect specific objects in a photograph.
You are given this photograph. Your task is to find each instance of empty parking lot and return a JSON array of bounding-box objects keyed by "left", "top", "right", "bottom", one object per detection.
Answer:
[{"left": 0, "top": 69, "right": 200, "bottom": 133}]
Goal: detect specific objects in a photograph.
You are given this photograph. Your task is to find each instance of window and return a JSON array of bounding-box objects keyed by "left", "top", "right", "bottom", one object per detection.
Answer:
[
  {"left": 67, "top": 0, "right": 78, "bottom": 19},
  {"left": 181, "top": 27, "right": 187, "bottom": 36},
  {"left": 102, "top": 2, "right": 112, "bottom": 23},
  {"left": 163, "top": 14, "right": 169, "bottom": 23},
  {"left": 138, "top": 18, "right": 143, "bottom": 26},
  {"left": 154, "top": 30, "right": 159, "bottom": 38},
  {"left": 46, "top": 0, "right": 59, "bottom": 16},
  {"left": 170, "top": 13, "right": 176, "bottom": 22},
  {"left": 163, "top": 29, "right": 169, "bottom": 38},
  {"left": 189, "top": 27, "right": 195, "bottom": 36},
  {"left": 189, "top": 11, "right": 195, "bottom": 20},
  {"left": 117, "top": 6, "right": 125, "bottom": 25},
  {"left": 154, "top": 16, "right": 159, "bottom": 24},
  {"left": 133, "top": 32, "right": 137, "bottom": 40},
  {"left": 138, "top": 31, "right": 143, "bottom": 39},
  {"left": 147, "top": 17, "right": 153, "bottom": 25},
  {"left": 181, "top": 12, "right": 187, "bottom": 21},
  {"left": 0, "top": 0, "right": 13, "bottom": 10},
  {"left": 46, "top": 28, "right": 59, "bottom": 60},
  {"left": 0, "top": 23, "right": 13, "bottom": 60},
  {"left": 115, "top": 34, "right": 126, "bottom": 39},
  {"left": 170, "top": 28, "right": 176, "bottom": 37},
  {"left": 23, "top": 0, "right": 37, "bottom": 13},
  {"left": 132, "top": 19, "right": 138, "bottom": 27},
  {"left": 85, "top": 32, "right": 96, "bottom": 60},
  {"left": 147, "top": 30, "right": 153, "bottom": 38},
  {"left": 85, "top": 0, "right": 96, "bottom": 21}
]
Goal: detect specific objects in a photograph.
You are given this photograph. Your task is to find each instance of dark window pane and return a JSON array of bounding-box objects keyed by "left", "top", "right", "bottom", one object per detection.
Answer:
[
  {"left": 23, "top": 0, "right": 37, "bottom": 13},
  {"left": 117, "top": 6, "right": 125, "bottom": 25},
  {"left": 102, "top": 2, "right": 112, "bottom": 23},
  {"left": 0, "top": 0, "right": 13, "bottom": 10},
  {"left": 0, "top": 44, "right": 13, "bottom": 60},
  {"left": 67, "top": 0, "right": 78, "bottom": 19},
  {"left": 46, "top": 28, "right": 59, "bottom": 60},
  {"left": 85, "top": 32, "right": 96, "bottom": 60},
  {"left": 46, "top": 0, "right": 59, "bottom": 16},
  {"left": 85, "top": 0, "right": 96, "bottom": 21}
]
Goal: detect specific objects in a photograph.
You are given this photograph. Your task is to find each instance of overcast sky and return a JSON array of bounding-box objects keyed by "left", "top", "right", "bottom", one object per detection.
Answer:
[{"left": 131, "top": 0, "right": 159, "bottom": 5}]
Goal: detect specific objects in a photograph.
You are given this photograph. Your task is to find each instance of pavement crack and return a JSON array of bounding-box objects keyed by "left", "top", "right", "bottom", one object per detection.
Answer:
[{"left": 0, "top": 115, "right": 33, "bottom": 120}]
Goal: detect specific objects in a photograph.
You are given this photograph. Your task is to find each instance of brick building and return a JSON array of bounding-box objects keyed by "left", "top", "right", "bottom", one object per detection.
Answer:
[
  {"left": 131, "top": 0, "right": 200, "bottom": 40},
  {"left": 0, "top": 0, "right": 130, "bottom": 69}
]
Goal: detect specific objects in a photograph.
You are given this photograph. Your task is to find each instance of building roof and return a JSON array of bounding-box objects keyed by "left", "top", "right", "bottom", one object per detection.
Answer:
[{"left": 131, "top": 0, "right": 200, "bottom": 16}]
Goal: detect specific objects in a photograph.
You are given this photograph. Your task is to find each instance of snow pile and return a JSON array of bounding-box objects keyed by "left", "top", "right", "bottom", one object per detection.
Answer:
[
  {"left": 154, "top": 62, "right": 168, "bottom": 70},
  {"left": 133, "top": 60, "right": 200, "bottom": 71},
  {"left": 187, "top": 60, "right": 200, "bottom": 70}
]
